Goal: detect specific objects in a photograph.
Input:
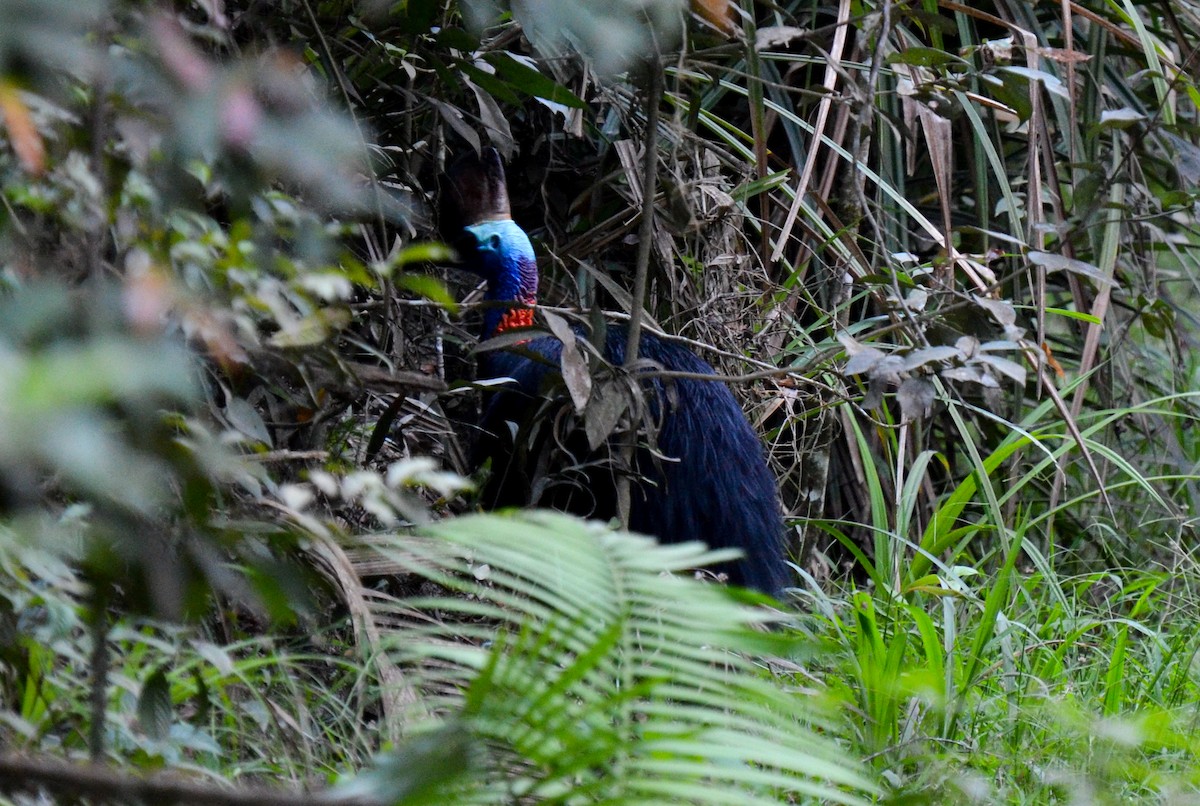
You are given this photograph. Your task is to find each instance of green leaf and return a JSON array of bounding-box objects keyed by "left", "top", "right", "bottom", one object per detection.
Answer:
[
  {"left": 1140, "top": 297, "right": 1175, "bottom": 339},
  {"left": 389, "top": 242, "right": 455, "bottom": 270},
  {"left": 458, "top": 62, "right": 523, "bottom": 105},
  {"left": 886, "top": 47, "right": 966, "bottom": 68},
  {"left": 395, "top": 273, "right": 458, "bottom": 313},
  {"left": 223, "top": 397, "right": 272, "bottom": 446},
  {"left": 1098, "top": 108, "right": 1145, "bottom": 129},
  {"left": 483, "top": 52, "right": 586, "bottom": 108},
  {"left": 335, "top": 722, "right": 475, "bottom": 804},
  {"left": 188, "top": 668, "right": 211, "bottom": 726},
  {"left": 435, "top": 26, "right": 478, "bottom": 51},
  {"left": 1044, "top": 306, "right": 1102, "bottom": 326},
  {"left": 399, "top": 0, "right": 439, "bottom": 34},
  {"left": 10, "top": 340, "right": 197, "bottom": 412},
  {"left": 1158, "top": 189, "right": 1194, "bottom": 208},
  {"left": 731, "top": 169, "right": 791, "bottom": 201},
  {"left": 137, "top": 666, "right": 173, "bottom": 742},
  {"left": 267, "top": 308, "right": 352, "bottom": 347}
]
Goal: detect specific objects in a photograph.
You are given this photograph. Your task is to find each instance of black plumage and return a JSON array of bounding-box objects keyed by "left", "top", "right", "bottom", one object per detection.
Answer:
[{"left": 451, "top": 150, "right": 788, "bottom": 594}]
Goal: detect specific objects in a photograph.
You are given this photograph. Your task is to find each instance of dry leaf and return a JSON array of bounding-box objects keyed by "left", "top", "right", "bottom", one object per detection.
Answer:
[
  {"left": 897, "top": 377, "right": 935, "bottom": 421},
  {"left": 1028, "top": 250, "right": 1117, "bottom": 287},
  {"left": 756, "top": 26, "right": 808, "bottom": 49},
  {"left": 585, "top": 382, "right": 627, "bottom": 450},
  {"left": 903, "top": 345, "right": 960, "bottom": 371},
  {"left": 1035, "top": 46, "right": 1092, "bottom": 65},
  {"left": 543, "top": 311, "right": 592, "bottom": 412},
  {"left": 972, "top": 294, "right": 1018, "bottom": 327},
  {"left": 1042, "top": 341, "right": 1065, "bottom": 378},
  {"left": 692, "top": 0, "right": 738, "bottom": 37},
  {"left": 843, "top": 346, "right": 886, "bottom": 376},
  {"left": 0, "top": 83, "right": 45, "bottom": 176},
  {"left": 973, "top": 353, "right": 1027, "bottom": 385}
]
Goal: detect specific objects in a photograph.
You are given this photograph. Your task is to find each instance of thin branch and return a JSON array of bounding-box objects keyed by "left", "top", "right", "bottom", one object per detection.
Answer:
[
  {"left": 623, "top": 66, "right": 663, "bottom": 371},
  {"left": 247, "top": 450, "right": 331, "bottom": 463},
  {"left": 0, "top": 753, "right": 382, "bottom": 806},
  {"left": 615, "top": 58, "right": 664, "bottom": 528}
]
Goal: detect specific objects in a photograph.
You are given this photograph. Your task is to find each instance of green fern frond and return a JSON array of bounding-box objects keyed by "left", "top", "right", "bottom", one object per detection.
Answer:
[{"left": 351, "top": 512, "right": 876, "bottom": 804}]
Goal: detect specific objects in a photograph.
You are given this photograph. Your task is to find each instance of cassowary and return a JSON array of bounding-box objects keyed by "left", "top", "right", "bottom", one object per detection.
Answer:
[{"left": 449, "top": 149, "right": 788, "bottom": 594}]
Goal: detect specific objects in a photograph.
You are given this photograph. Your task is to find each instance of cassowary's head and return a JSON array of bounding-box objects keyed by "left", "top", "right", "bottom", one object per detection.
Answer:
[{"left": 460, "top": 219, "right": 538, "bottom": 338}]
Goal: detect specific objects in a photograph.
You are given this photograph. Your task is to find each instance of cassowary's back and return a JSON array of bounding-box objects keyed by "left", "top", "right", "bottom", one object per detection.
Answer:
[{"left": 479, "top": 326, "right": 789, "bottom": 593}]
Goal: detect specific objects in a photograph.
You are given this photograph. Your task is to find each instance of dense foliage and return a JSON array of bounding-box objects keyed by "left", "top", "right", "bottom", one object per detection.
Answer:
[{"left": 2, "top": 0, "right": 1200, "bottom": 802}]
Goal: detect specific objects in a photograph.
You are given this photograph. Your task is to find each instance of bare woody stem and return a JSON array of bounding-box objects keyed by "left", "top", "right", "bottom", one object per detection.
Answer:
[
  {"left": 615, "top": 60, "right": 663, "bottom": 528},
  {"left": 623, "top": 63, "right": 662, "bottom": 372},
  {"left": 87, "top": 589, "right": 108, "bottom": 763}
]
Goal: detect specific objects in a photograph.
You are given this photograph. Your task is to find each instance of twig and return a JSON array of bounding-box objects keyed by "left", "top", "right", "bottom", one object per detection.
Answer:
[
  {"left": 333, "top": 361, "right": 448, "bottom": 394},
  {"left": 0, "top": 753, "right": 382, "bottom": 806},
  {"left": 247, "top": 450, "right": 331, "bottom": 463},
  {"left": 244, "top": 349, "right": 446, "bottom": 396}
]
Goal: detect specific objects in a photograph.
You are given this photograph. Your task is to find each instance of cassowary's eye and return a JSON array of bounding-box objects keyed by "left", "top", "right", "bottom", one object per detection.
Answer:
[{"left": 488, "top": 233, "right": 502, "bottom": 251}]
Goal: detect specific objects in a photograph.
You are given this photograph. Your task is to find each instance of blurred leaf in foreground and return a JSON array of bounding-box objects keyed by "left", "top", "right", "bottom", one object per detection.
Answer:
[{"left": 463, "top": 0, "right": 687, "bottom": 75}]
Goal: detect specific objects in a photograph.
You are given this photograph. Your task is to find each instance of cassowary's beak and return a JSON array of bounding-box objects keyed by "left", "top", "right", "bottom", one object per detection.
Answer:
[{"left": 452, "top": 228, "right": 482, "bottom": 272}]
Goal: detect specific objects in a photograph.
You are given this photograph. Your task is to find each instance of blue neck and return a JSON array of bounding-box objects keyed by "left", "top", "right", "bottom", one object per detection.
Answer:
[{"left": 466, "top": 220, "right": 539, "bottom": 339}]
